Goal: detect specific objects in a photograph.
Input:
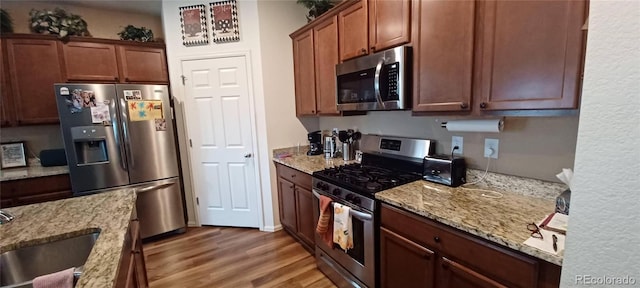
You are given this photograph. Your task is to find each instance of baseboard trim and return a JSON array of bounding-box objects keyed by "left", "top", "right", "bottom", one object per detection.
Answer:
[
  {"left": 187, "top": 221, "right": 199, "bottom": 227},
  {"left": 261, "top": 224, "right": 283, "bottom": 232}
]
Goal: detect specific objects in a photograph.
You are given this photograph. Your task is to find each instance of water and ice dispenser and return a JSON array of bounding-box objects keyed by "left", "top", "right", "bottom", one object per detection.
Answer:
[{"left": 71, "top": 126, "right": 109, "bottom": 165}]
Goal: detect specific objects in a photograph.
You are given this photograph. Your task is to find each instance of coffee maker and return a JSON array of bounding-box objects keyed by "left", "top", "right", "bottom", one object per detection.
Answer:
[{"left": 307, "top": 131, "right": 323, "bottom": 156}]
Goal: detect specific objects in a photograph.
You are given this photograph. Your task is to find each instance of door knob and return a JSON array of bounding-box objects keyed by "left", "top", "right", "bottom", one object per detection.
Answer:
[{"left": 244, "top": 153, "right": 252, "bottom": 158}]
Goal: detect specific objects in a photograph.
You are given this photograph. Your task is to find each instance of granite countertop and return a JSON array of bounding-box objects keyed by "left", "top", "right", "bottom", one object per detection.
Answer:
[
  {"left": 376, "top": 180, "right": 562, "bottom": 265},
  {"left": 0, "top": 189, "right": 136, "bottom": 287},
  {"left": 272, "top": 147, "right": 357, "bottom": 174},
  {"left": 1, "top": 160, "right": 69, "bottom": 182},
  {"left": 272, "top": 146, "right": 563, "bottom": 265}
]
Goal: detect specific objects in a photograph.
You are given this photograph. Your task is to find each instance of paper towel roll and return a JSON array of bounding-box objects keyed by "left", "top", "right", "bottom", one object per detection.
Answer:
[{"left": 443, "top": 119, "right": 503, "bottom": 133}]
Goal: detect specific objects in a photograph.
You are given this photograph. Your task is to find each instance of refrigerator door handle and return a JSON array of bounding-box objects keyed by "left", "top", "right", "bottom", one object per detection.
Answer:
[
  {"left": 137, "top": 182, "right": 175, "bottom": 193},
  {"left": 112, "top": 103, "right": 127, "bottom": 171},
  {"left": 120, "top": 98, "right": 134, "bottom": 169}
]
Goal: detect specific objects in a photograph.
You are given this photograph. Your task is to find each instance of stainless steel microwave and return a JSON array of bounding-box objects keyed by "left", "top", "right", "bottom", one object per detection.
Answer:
[{"left": 336, "top": 46, "right": 411, "bottom": 111}]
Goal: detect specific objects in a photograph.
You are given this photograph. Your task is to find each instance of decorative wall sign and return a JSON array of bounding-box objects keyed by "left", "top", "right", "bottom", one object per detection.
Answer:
[
  {"left": 180, "top": 5, "right": 209, "bottom": 46},
  {"left": 1, "top": 142, "right": 27, "bottom": 169},
  {"left": 210, "top": 0, "right": 240, "bottom": 43}
]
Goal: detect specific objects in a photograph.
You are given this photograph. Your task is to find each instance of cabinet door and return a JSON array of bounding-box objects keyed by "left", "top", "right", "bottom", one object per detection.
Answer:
[
  {"left": 62, "top": 42, "right": 119, "bottom": 82},
  {"left": 477, "top": 0, "right": 586, "bottom": 110},
  {"left": 339, "top": 0, "right": 369, "bottom": 61},
  {"left": 313, "top": 16, "right": 340, "bottom": 116},
  {"left": 1, "top": 38, "right": 14, "bottom": 127},
  {"left": 117, "top": 45, "right": 169, "bottom": 83},
  {"left": 131, "top": 219, "right": 149, "bottom": 288},
  {"left": 278, "top": 178, "right": 298, "bottom": 231},
  {"left": 369, "top": 0, "right": 411, "bottom": 52},
  {"left": 413, "top": 0, "right": 475, "bottom": 112},
  {"left": 6, "top": 39, "right": 64, "bottom": 125},
  {"left": 439, "top": 257, "right": 507, "bottom": 288},
  {"left": 380, "top": 227, "right": 435, "bottom": 288},
  {"left": 292, "top": 29, "right": 317, "bottom": 116},
  {"left": 295, "top": 186, "right": 316, "bottom": 248}
]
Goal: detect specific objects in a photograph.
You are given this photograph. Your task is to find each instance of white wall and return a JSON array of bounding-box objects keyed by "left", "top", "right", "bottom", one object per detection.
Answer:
[
  {"left": 1, "top": 1, "right": 163, "bottom": 39},
  {"left": 320, "top": 114, "right": 578, "bottom": 182},
  {"left": 161, "top": 0, "right": 316, "bottom": 229},
  {"left": 560, "top": 1, "right": 640, "bottom": 286},
  {"left": 256, "top": 0, "right": 319, "bottom": 229}
]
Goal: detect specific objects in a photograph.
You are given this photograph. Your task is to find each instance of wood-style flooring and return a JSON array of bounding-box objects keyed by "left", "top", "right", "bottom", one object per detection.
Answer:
[{"left": 143, "top": 226, "right": 337, "bottom": 288}]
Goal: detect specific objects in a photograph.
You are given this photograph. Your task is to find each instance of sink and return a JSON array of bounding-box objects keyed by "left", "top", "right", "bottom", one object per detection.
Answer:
[{"left": 0, "top": 232, "right": 100, "bottom": 288}]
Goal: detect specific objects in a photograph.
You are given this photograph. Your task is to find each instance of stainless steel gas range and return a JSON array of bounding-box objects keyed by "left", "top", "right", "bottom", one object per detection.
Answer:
[{"left": 311, "top": 135, "right": 435, "bottom": 288}]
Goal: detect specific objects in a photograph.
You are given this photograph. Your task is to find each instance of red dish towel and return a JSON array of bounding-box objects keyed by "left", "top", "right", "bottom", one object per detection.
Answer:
[
  {"left": 32, "top": 267, "right": 75, "bottom": 288},
  {"left": 316, "top": 195, "right": 333, "bottom": 247}
]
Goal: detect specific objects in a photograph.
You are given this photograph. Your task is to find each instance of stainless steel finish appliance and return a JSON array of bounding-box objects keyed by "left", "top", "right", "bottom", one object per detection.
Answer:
[
  {"left": 55, "top": 84, "right": 185, "bottom": 238},
  {"left": 423, "top": 155, "right": 467, "bottom": 187},
  {"left": 312, "top": 134, "right": 434, "bottom": 288},
  {"left": 336, "top": 46, "right": 411, "bottom": 111}
]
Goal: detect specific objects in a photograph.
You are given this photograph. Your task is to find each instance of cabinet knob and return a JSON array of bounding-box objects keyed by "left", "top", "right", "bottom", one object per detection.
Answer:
[
  {"left": 291, "top": 174, "right": 296, "bottom": 178},
  {"left": 115, "top": 77, "right": 119, "bottom": 82},
  {"left": 289, "top": 185, "right": 294, "bottom": 189},
  {"left": 311, "top": 110, "right": 315, "bottom": 114},
  {"left": 361, "top": 48, "right": 367, "bottom": 54},
  {"left": 480, "top": 102, "right": 488, "bottom": 109},
  {"left": 434, "top": 236, "right": 441, "bottom": 243},
  {"left": 371, "top": 46, "right": 376, "bottom": 52},
  {"left": 460, "top": 103, "right": 468, "bottom": 109},
  {"left": 125, "top": 77, "right": 130, "bottom": 82}
]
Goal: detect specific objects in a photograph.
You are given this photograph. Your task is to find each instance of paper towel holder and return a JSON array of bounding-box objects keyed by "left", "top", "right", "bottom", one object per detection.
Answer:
[{"left": 440, "top": 118, "right": 504, "bottom": 133}]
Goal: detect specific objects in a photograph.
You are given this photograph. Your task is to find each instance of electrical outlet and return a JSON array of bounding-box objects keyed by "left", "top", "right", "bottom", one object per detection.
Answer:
[
  {"left": 484, "top": 138, "right": 499, "bottom": 159},
  {"left": 451, "top": 136, "right": 463, "bottom": 155}
]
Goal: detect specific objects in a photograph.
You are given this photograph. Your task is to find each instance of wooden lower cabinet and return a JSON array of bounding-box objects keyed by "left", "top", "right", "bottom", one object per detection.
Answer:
[
  {"left": 380, "top": 227, "right": 435, "bottom": 288},
  {"left": 275, "top": 163, "right": 315, "bottom": 252},
  {"left": 0, "top": 174, "right": 72, "bottom": 208},
  {"left": 381, "top": 204, "right": 561, "bottom": 288},
  {"left": 115, "top": 212, "right": 149, "bottom": 288}
]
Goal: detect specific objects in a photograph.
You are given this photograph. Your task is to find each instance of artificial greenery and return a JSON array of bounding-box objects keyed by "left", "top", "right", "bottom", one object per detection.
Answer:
[
  {"left": 1, "top": 9, "right": 14, "bottom": 33},
  {"left": 296, "top": 0, "right": 339, "bottom": 22},
  {"left": 29, "top": 8, "right": 89, "bottom": 38},
  {"left": 118, "top": 25, "right": 154, "bottom": 42}
]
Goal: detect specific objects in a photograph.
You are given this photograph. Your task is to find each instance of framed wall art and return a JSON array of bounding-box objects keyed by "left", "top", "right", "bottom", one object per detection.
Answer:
[
  {"left": 1, "top": 142, "right": 27, "bottom": 169},
  {"left": 179, "top": 4, "right": 209, "bottom": 46},
  {"left": 210, "top": 0, "right": 240, "bottom": 43}
]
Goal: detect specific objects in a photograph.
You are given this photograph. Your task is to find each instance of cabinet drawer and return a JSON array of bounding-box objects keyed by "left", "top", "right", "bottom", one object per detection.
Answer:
[
  {"left": 6, "top": 174, "right": 71, "bottom": 197},
  {"left": 382, "top": 204, "right": 538, "bottom": 288},
  {"left": 276, "top": 164, "right": 312, "bottom": 190}
]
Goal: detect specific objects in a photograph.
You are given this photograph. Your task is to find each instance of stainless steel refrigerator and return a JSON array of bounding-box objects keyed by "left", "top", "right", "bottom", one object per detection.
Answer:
[{"left": 54, "top": 83, "right": 185, "bottom": 238}]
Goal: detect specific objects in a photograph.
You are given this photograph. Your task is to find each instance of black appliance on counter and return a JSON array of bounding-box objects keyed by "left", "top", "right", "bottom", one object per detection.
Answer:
[
  {"left": 423, "top": 155, "right": 467, "bottom": 187},
  {"left": 311, "top": 134, "right": 435, "bottom": 288},
  {"left": 307, "top": 130, "right": 323, "bottom": 156}
]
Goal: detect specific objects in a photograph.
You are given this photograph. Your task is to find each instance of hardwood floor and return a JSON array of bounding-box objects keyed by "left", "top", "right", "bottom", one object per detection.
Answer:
[{"left": 143, "top": 227, "right": 337, "bottom": 288}]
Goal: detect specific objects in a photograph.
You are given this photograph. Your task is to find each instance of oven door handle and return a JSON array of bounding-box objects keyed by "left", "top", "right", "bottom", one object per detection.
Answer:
[{"left": 312, "top": 190, "right": 373, "bottom": 222}]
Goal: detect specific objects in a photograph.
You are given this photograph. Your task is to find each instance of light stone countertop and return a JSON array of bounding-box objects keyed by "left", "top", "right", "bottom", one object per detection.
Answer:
[
  {"left": 376, "top": 180, "right": 562, "bottom": 265},
  {"left": 272, "top": 146, "right": 357, "bottom": 174},
  {"left": 272, "top": 146, "right": 564, "bottom": 265},
  {"left": 0, "top": 160, "right": 69, "bottom": 182},
  {"left": 0, "top": 189, "right": 136, "bottom": 288}
]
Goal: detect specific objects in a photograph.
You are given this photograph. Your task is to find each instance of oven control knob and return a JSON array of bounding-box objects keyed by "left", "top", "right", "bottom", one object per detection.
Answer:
[
  {"left": 316, "top": 182, "right": 329, "bottom": 191},
  {"left": 332, "top": 188, "right": 342, "bottom": 196},
  {"left": 352, "top": 197, "right": 361, "bottom": 205}
]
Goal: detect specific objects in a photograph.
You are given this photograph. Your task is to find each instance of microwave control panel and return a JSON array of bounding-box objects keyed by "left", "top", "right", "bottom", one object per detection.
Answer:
[{"left": 387, "top": 63, "right": 399, "bottom": 99}]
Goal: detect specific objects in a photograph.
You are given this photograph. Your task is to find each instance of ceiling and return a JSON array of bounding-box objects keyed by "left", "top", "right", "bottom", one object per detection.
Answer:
[{"left": 56, "top": 0, "right": 163, "bottom": 16}]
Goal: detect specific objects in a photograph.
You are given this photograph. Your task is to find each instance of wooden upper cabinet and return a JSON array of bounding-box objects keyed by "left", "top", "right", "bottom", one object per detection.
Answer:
[
  {"left": 62, "top": 42, "right": 119, "bottom": 82},
  {"left": 369, "top": 0, "right": 411, "bottom": 53},
  {"left": 292, "top": 29, "right": 317, "bottom": 116},
  {"left": 313, "top": 16, "right": 340, "bottom": 116},
  {"left": 0, "top": 38, "right": 13, "bottom": 127},
  {"left": 338, "top": 0, "right": 369, "bottom": 61},
  {"left": 477, "top": 0, "right": 586, "bottom": 110},
  {"left": 117, "top": 45, "right": 169, "bottom": 83},
  {"left": 6, "top": 39, "right": 64, "bottom": 125},
  {"left": 413, "top": 0, "right": 475, "bottom": 112}
]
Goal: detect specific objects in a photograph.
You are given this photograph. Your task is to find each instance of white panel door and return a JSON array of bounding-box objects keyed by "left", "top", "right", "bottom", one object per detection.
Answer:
[{"left": 182, "top": 56, "right": 259, "bottom": 227}]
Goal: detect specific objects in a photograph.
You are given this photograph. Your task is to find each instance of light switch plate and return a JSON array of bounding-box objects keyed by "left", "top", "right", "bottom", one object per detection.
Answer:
[
  {"left": 451, "top": 136, "right": 463, "bottom": 155},
  {"left": 484, "top": 138, "right": 499, "bottom": 159}
]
